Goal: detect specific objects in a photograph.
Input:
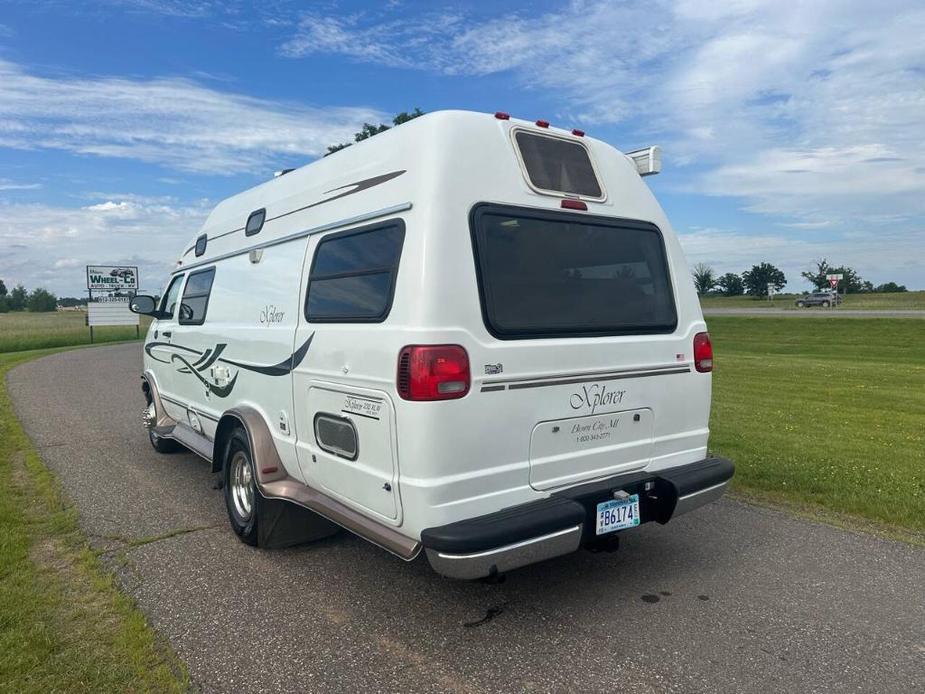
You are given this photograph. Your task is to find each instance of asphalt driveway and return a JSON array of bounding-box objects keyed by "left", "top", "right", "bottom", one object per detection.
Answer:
[{"left": 7, "top": 343, "right": 924, "bottom": 693}]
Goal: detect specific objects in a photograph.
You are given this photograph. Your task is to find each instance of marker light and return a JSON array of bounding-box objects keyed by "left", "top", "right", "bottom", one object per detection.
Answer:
[
  {"left": 535, "top": 120, "right": 550, "bottom": 128},
  {"left": 571, "top": 129, "right": 585, "bottom": 137},
  {"left": 494, "top": 112, "right": 511, "bottom": 120},
  {"left": 561, "top": 199, "right": 588, "bottom": 211}
]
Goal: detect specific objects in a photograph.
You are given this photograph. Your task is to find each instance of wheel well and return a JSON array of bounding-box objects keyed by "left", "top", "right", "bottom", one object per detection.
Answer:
[{"left": 212, "top": 414, "right": 246, "bottom": 474}]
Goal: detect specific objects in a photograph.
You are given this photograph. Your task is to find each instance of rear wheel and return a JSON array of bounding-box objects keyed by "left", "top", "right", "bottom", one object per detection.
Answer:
[
  {"left": 796, "top": 301, "right": 805, "bottom": 308},
  {"left": 224, "top": 429, "right": 260, "bottom": 546},
  {"left": 822, "top": 300, "right": 831, "bottom": 307},
  {"left": 148, "top": 428, "right": 181, "bottom": 454}
]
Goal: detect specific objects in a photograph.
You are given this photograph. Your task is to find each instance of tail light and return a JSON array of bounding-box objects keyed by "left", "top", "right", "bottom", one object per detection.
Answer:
[
  {"left": 397, "top": 345, "right": 470, "bottom": 400},
  {"left": 693, "top": 332, "right": 713, "bottom": 373}
]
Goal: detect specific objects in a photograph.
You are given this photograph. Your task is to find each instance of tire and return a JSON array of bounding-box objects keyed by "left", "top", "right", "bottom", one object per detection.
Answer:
[
  {"left": 796, "top": 301, "right": 805, "bottom": 308},
  {"left": 822, "top": 300, "right": 830, "bottom": 308},
  {"left": 149, "top": 428, "right": 181, "bottom": 454},
  {"left": 224, "top": 428, "right": 260, "bottom": 546}
]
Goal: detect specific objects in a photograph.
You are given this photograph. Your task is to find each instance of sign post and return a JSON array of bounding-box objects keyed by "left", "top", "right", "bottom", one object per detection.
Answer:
[
  {"left": 85, "top": 265, "right": 140, "bottom": 342},
  {"left": 825, "top": 273, "right": 844, "bottom": 309}
]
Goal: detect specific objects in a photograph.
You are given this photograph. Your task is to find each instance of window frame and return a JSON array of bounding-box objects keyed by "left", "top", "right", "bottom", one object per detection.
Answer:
[
  {"left": 159, "top": 273, "right": 185, "bottom": 320},
  {"left": 468, "top": 203, "right": 678, "bottom": 340},
  {"left": 313, "top": 412, "right": 359, "bottom": 461},
  {"left": 194, "top": 233, "right": 208, "bottom": 257},
  {"left": 304, "top": 219, "right": 406, "bottom": 324},
  {"left": 178, "top": 266, "right": 216, "bottom": 326},
  {"left": 510, "top": 127, "right": 607, "bottom": 202},
  {"left": 245, "top": 208, "right": 266, "bottom": 237}
]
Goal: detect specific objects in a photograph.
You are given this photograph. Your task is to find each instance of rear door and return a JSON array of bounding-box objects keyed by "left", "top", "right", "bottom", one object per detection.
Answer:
[
  {"left": 469, "top": 204, "right": 684, "bottom": 491},
  {"left": 291, "top": 221, "right": 406, "bottom": 521}
]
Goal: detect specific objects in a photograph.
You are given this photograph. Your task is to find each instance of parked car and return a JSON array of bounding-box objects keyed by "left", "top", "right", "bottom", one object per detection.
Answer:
[
  {"left": 795, "top": 292, "right": 842, "bottom": 308},
  {"left": 109, "top": 268, "right": 135, "bottom": 280},
  {"left": 129, "top": 110, "right": 734, "bottom": 579}
]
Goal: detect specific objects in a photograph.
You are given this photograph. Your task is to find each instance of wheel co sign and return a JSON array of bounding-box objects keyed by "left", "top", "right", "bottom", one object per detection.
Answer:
[{"left": 86, "top": 265, "right": 139, "bottom": 291}]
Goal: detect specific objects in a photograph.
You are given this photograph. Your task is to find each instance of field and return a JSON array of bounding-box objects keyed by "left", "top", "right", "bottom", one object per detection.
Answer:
[
  {"left": 700, "top": 290, "right": 925, "bottom": 310},
  {"left": 0, "top": 348, "right": 187, "bottom": 691},
  {"left": 708, "top": 316, "right": 924, "bottom": 535},
  {"left": 0, "top": 311, "right": 151, "bottom": 353}
]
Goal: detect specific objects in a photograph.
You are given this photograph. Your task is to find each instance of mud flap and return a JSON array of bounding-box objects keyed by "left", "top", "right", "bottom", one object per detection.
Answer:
[{"left": 257, "top": 496, "right": 340, "bottom": 549}]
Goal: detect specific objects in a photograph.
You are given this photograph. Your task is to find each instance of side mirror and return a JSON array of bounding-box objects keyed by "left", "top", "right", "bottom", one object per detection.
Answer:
[{"left": 129, "top": 295, "right": 158, "bottom": 315}]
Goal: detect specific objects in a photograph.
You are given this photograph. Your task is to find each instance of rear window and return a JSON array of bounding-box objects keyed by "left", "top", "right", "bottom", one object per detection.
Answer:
[
  {"left": 470, "top": 206, "right": 676, "bottom": 338},
  {"left": 305, "top": 221, "right": 405, "bottom": 322},
  {"left": 515, "top": 131, "right": 602, "bottom": 198}
]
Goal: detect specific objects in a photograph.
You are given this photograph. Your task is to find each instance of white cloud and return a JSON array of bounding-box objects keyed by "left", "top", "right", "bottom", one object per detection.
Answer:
[
  {"left": 0, "top": 179, "right": 41, "bottom": 191},
  {"left": 0, "top": 59, "right": 388, "bottom": 174},
  {"left": 279, "top": 1, "right": 925, "bottom": 224},
  {"left": 0, "top": 196, "right": 211, "bottom": 295}
]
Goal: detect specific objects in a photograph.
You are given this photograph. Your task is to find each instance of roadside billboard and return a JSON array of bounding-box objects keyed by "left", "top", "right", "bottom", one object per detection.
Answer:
[{"left": 86, "top": 265, "right": 139, "bottom": 291}]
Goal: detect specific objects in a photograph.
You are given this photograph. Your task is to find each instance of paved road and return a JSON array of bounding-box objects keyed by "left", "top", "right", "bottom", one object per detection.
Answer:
[
  {"left": 8, "top": 344, "right": 925, "bottom": 693},
  {"left": 704, "top": 308, "right": 925, "bottom": 318}
]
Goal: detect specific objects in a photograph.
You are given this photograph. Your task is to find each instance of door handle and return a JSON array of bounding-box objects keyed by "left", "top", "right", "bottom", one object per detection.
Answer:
[{"left": 162, "top": 330, "right": 172, "bottom": 338}]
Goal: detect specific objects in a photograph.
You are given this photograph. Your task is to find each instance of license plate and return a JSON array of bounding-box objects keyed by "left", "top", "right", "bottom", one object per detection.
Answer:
[{"left": 595, "top": 495, "right": 640, "bottom": 535}]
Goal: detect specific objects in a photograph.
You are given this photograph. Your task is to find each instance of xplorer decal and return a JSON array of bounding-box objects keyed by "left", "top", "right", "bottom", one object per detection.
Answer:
[{"left": 144, "top": 333, "right": 313, "bottom": 397}]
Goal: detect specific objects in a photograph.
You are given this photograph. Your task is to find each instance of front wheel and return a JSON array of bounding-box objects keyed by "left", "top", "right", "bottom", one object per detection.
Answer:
[
  {"left": 822, "top": 300, "right": 831, "bottom": 307},
  {"left": 796, "top": 301, "right": 805, "bottom": 308},
  {"left": 224, "top": 429, "right": 260, "bottom": 546}
]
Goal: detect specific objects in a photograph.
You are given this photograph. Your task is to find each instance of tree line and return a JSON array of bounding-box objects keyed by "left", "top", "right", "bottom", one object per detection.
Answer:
[
  {"left": 691, "top": 260, "right": 909, "bottom": 297},
  {"left": 0, "top": 279, "right": 59, "bottom": 313}
]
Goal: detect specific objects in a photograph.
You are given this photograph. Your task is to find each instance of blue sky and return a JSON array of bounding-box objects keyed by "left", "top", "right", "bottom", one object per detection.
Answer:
[{"left": 1, "top": 0, "right": 923, "bottom": 296}]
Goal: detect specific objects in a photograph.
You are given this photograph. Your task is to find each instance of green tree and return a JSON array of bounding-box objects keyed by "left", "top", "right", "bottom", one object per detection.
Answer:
[
  {"left": 0, "top": 296, "right": 8, "bottom": 313},
  {"left": 874, "top": 282, "right": 907, "bottom": 293},
  {"left": 8, "top": 284, "right": 27, "bottom": 311},
  {"left": 800, "top": 259, "right": 866, "bottom": 293},
  {"left": 742, "top": 263, "right": 786, "bottom": 297},
  {"left": 0, "top": 278, "right": 7, "bottom": 296},
  {"left": 27, "top": 287, "right": 58, "bottom": 312},
  {"left": 326, "top": 108, "right": 426, "bottom": 156},
  {"left": 716, "top": 272, "right": 744, "bottom": 296},
  {"left": 691, "top": 263, "right": 716, "bottom": 295}
]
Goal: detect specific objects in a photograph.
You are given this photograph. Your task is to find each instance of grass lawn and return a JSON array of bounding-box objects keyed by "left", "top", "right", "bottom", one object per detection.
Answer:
[
  {"left": 0, "top": 311, "right": 151, "bottom": 353},
  {"left": 708, "top": 317, "right": 925, "bottom": 537},
  {"left": 700, "top": 290, "right": 925, "bottom": 310},
  {"left": 0, "top": 347, "right": 187, "bottom": 692}
]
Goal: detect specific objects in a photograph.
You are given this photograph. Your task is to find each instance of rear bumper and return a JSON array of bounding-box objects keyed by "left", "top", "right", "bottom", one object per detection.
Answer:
[{"left": 422, "top": 456, "right": 734, "bottom": 579}]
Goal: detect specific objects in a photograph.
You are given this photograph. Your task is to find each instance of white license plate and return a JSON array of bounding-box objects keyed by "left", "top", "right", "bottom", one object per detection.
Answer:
[{"left": 595, "top": 495, "right": 640, "bottom": 535}]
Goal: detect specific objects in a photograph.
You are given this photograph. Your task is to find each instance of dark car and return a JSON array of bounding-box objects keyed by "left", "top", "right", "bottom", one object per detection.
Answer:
[
  {"left": 109, "top": 268, "right": 134, "bottom": 280},
  {"left": 795, "top": 292, "right": 842, "bottom": 308}
]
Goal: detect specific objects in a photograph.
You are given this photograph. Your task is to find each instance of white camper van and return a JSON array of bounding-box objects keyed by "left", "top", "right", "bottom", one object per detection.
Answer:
[{"left": 130, "top": 110, "right": 733, "bottom": 579}]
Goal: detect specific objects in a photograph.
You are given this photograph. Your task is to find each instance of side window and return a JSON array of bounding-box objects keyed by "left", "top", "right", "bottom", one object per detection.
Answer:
[
  {"left": 245, "top": 208, "right": 266, "bottom": 236},
  {"left": 159, "top": 274, "right": 185, "bottom": 319},
  {"left": 178, "top": 267, "right": 216, "bottom": 325},
  {"left": 305, "top": 221, "right": 405, "bottom": 322}
]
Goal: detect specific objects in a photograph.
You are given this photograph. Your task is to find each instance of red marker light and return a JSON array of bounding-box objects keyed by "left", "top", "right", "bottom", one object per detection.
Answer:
[
  {"left": 571, "top": 128, "right": 585, "bottom": 137},
  {"left": 535, "top": 119, "right": 550, "bottom": 128},
  {"left": 494, "top": 112, "right": 510, "bottom": 120},
  {"left": 561, "top": 199, "right": 588, "bottom": 211}
]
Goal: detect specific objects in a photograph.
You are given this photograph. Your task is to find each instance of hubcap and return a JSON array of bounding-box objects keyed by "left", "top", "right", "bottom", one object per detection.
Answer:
[{"left": 230, "top": 451, "right": 254, "bottom": 522}]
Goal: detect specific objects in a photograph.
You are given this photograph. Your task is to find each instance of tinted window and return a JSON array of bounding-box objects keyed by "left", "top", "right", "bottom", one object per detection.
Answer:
[
  {"left": 515, "top": 131, "right": 602, "bottom": 198},
  {"left": 306, "top": 222, "right": 404, "bottom": 322},
  {"left": 245, "top": 208, "right": 266, "bottom": 236},
  {"left": 471, "top": 207, "right": 676, "bottom": 338},
  {"left": 194, "top": 234, "right": 207, "bottom": 256},
  {"left": 159, "top": 274, "right": 184, "bottom": 319},
  {"left": 179, "top": 267, "right": 215, "bottom": 325}
]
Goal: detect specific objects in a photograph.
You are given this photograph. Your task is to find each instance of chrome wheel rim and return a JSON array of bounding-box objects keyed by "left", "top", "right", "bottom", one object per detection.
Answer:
[{"left": 230, "top": 451, "right": 254, "bottom": 522}]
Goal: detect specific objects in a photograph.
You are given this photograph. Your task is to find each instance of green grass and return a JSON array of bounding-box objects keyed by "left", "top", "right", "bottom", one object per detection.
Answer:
[
  {"left": 0, "top": 348, "right": 188, "bottom": 693},
  {"left": 700, "top": 290, "right": 925, "bottom": 310},
  {"left": 708, "top": 317, "right": 925, "bottom": 536},
  {"left": 0, "top": 311, "right": 151, "bottom": 353}
]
